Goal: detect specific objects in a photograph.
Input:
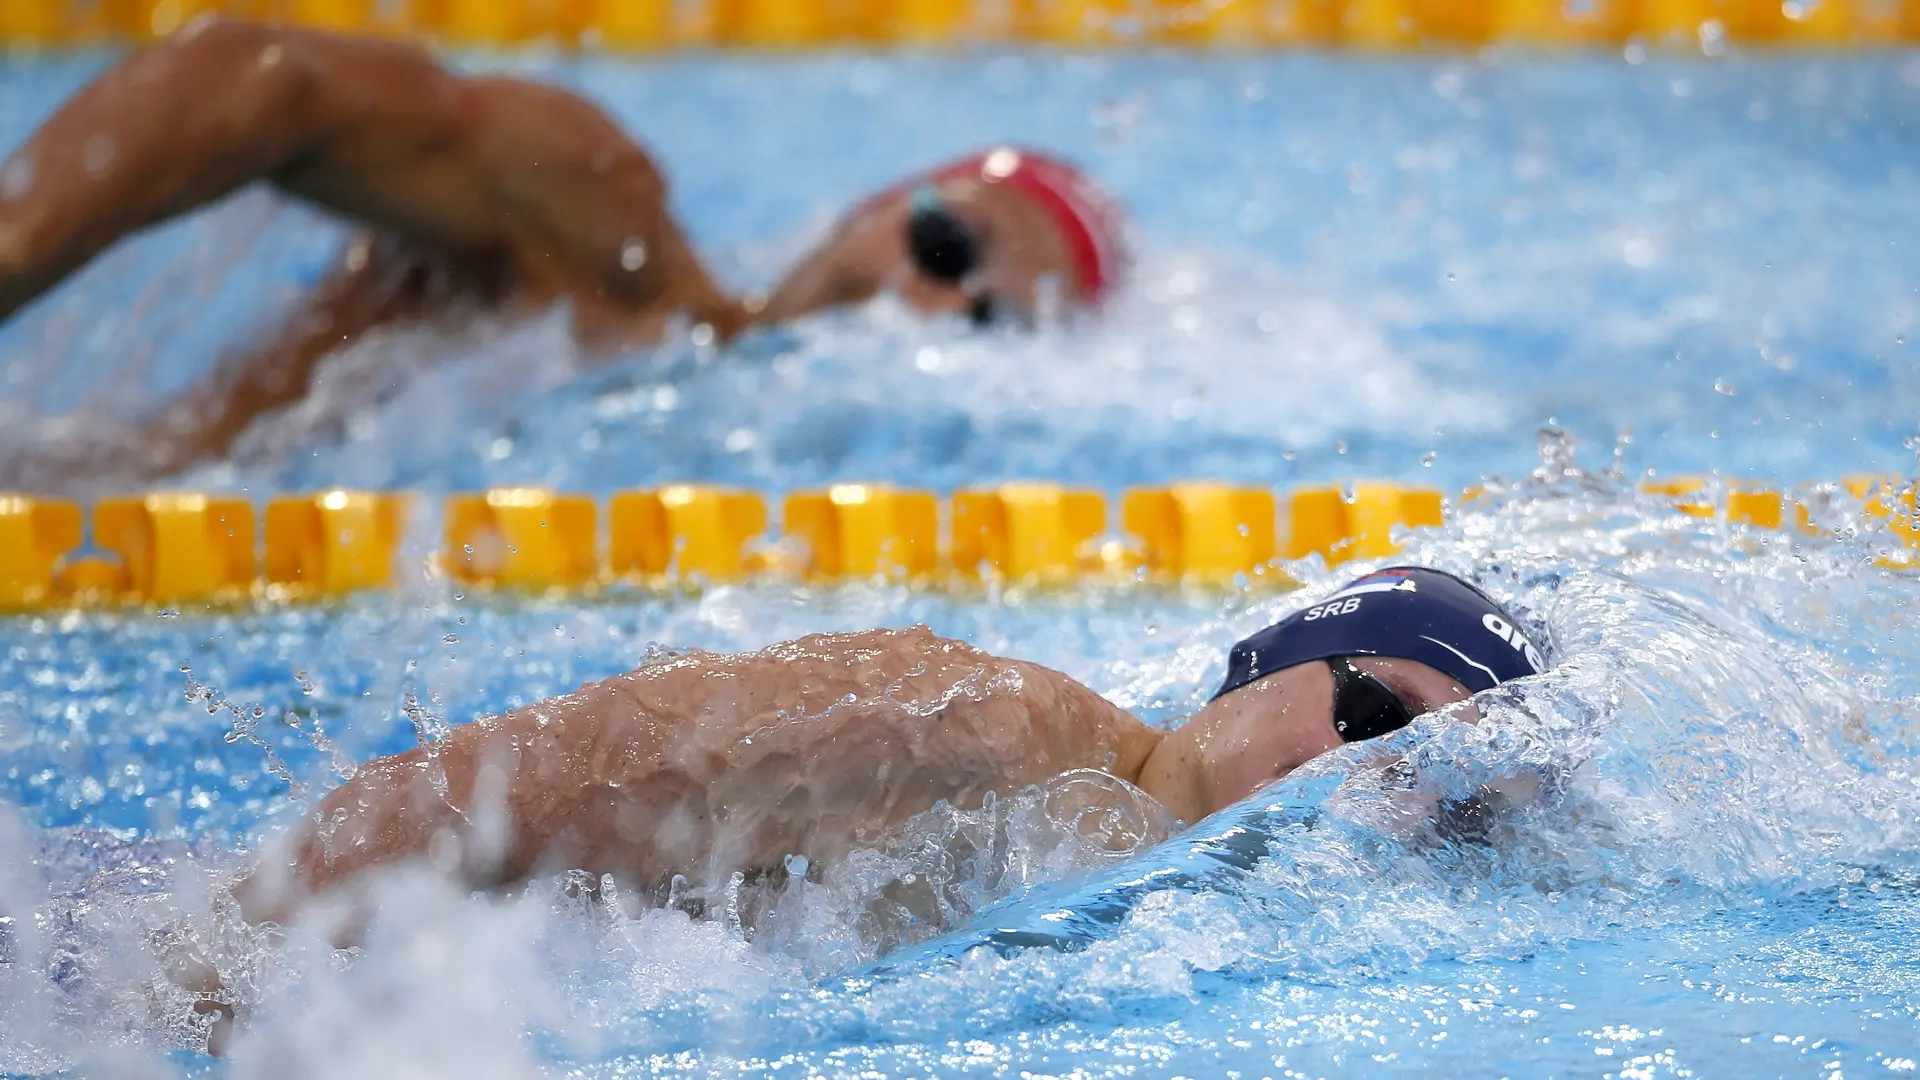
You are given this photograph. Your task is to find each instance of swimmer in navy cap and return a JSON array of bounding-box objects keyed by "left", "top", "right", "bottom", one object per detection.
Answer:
[
  {"left": 224, "top": 566, "right": 1542, "bottom": 955},
  {"left": 0, "top": 23, "right": 1126, "bottom": 487}
]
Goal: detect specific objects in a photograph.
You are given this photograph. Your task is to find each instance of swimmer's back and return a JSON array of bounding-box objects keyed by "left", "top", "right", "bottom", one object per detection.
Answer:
[{"left": 266, "top": 627, "right": 1153, "bottom": 914}]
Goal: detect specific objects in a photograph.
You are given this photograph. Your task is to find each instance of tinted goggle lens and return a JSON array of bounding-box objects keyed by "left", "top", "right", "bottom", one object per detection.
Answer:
[
  {"left": 1326, "top": 657, "right": 1418, "bottom": 743},
  {"left": 905, "top": 192, "right": 980, "bottom": 284}
]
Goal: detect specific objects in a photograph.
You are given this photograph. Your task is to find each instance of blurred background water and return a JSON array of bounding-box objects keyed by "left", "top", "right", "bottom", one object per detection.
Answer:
[
  {"left": 0, "top": 46, "right": 1918, "bottom": 1080},
  {"left": 1, "top": 49, "right": 1916, "bottom": 494}
]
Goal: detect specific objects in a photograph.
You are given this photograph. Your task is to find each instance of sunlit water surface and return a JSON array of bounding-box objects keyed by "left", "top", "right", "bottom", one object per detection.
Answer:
[{"left": 0, "top": 47, "right": 1918, "bottom": 1080}]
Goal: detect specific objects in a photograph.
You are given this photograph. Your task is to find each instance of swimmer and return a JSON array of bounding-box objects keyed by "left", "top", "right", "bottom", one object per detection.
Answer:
[
  {"left": 234, "top": 567, "right": 1543, "bottom": 931},
  {"left": 0, "top": 20, "right": 1125, "bottom": 487},
  {"left": 166, "top": 566, "right": 1537, "bottom": 1052}
]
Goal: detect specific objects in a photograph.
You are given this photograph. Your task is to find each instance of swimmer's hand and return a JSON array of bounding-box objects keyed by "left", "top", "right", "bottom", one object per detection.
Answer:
[{"left": 1348, "top": 750, "right": 1555, "bottom": 845}]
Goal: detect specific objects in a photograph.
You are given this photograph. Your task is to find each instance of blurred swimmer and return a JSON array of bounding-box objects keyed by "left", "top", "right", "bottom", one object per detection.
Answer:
[
  {"left": 235, "top": 568, "right": 1542, "bottom": 930},
  {"left": 0, "top": 20, "right": 1125, "bottom": 486}
]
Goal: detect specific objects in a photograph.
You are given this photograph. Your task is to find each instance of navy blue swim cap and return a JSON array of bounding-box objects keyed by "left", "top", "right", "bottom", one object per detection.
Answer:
[{"left": 1214, "top": 567, "right": 1544, "bottom": 700}]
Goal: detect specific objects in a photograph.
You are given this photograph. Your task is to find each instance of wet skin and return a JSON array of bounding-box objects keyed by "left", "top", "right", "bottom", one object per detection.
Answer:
[
  {"left": 235, "top": 625, "right": 1473, "bottom": 928},
  {"left": 755, "top": 172, "right": 1086, "bottom": 325},
  {"left": 0, "top": 19, "right": 1090, "bottom": 488}
]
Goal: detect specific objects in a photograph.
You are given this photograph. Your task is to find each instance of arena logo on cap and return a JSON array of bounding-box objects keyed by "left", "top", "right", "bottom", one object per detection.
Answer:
[{"left": 1482, "top": 612, "right": 1545, "bottom": 673}]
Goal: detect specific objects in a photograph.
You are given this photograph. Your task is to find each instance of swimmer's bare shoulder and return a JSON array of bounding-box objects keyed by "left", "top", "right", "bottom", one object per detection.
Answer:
[{"left": 242, "top": 627, "right": 1157, "bottom": 924}]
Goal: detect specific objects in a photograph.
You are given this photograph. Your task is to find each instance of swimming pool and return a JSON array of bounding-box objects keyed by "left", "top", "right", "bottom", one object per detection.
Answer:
[{"left": 2, "top": 46, "right": 1919, "bottom": 1079}]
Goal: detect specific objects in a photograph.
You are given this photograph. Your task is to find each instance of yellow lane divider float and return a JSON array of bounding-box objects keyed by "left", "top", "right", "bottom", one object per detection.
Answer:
[
  {"left": 1639, "top": 473, "right": 1919, "bottom": 567},
  {"left": 0, "top": 474, "right": 1914, "bottom": 609},
  {"left": 90, "top": 493, "right": 254, "bottom": 604},
  {"left": 611, "top": 485, "right": 769, "bottom": 583},
  {"left": 783, "top": 484, "right": 938, "bottom": 582},
  {"left": 0, "top": 495, "right": 80, "bottom": 608},
  {"left": 444, "top": 488, "right": 598, "bottom": 588},
  {"left": 1639, "top": 474, "right": 1786, "bottom": 526},
  {"left": 1123, "top": 482, "right": 1276, "bottom": 585},
  {"left": 952, "top": 482, "right": 1108, "bottom": 585},
  {"left": 1, "top": 0, "right": 1916, "bottom": 48},
  {"left": 265, "top": 490, "right": 408, "bottom": 596}
]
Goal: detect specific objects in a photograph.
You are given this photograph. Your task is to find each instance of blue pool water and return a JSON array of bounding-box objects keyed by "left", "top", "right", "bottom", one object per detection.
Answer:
[{"left": 1, "top": 45, "right": 1919, "bottom": 1079}]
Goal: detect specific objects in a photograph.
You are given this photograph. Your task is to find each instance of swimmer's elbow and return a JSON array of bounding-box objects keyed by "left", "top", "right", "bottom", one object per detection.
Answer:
[{"left": 692, "top": 294, "right": 752, "bottom": 343}]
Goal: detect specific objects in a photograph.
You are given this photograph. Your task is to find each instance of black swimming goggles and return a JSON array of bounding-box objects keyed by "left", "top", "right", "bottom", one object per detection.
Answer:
[
  {"left": 905, "top": 188, "right": 998, "bottom": 326},
  {"left": 1326, "top": 656, "right": 1418, "bottom": 743}
]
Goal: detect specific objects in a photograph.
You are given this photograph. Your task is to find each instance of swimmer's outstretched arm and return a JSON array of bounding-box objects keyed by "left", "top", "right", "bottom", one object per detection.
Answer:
[
  {"left": 0, "top": 19, "right": 397, "bottom": 321},
  {"left": 0, "top": 18, "right": 738, "bottom": 326},
  {"left": 235, "top": 626, "right": 1162, "bottom": 929},
  {"left": 0, "top": 21, "right": 479, "bottom": 485},
  {"left": 753, "top": 213, "right": 893, "bottom": 326},
  {"left": 0, "top": 18, "right": 746, "bottom": 483}
]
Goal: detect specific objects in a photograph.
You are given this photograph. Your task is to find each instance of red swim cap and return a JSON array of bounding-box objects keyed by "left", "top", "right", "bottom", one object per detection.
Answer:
[{"left": 928, "top": 147, "right": 1128, "bottom": 306}]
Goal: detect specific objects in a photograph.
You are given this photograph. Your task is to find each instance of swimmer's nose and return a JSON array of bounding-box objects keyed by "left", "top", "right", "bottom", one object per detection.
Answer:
[{"left": 906, "top": 193, "right": 979, "bottom": 284}]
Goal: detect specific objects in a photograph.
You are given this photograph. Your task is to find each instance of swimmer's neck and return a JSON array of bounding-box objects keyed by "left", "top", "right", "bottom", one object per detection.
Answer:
[
  {"left": 1114, "top": 720, "right": 1195, "bottom": 823},
  {"left": 1123, "top": 688, "right": 1347, "bottom": 826},
  {"left": 1128, "top": 721, "right": 1204, "bottom": 824},
  {"left": 1114, "top": 723, "right": 1164, "bottom": 787}
]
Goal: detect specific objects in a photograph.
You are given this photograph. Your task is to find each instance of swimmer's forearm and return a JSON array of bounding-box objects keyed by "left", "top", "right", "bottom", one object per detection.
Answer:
[
  {"left": 108, "top": 234, "right": 453, "bottom": 482},
  {"left": 0, "top": 21, "right": 350, "bottom": 324},
  {"left": 755, "top": 266, "right": 868, "bottom": 325},
  {"left": 756, "top": 232, "right": 883, "bottom": 325}
]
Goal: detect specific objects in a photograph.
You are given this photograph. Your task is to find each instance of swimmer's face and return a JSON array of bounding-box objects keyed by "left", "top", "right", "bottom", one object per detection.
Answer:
[
  {"left": 898, "top": 175, "right": 1082, "bottom": 319},
  {"left": 890, "top": 178, "right": 1082, "bottom": 323},
  {"left": 1143, "top": 658, "right": 1476, "bottom": 823}
]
